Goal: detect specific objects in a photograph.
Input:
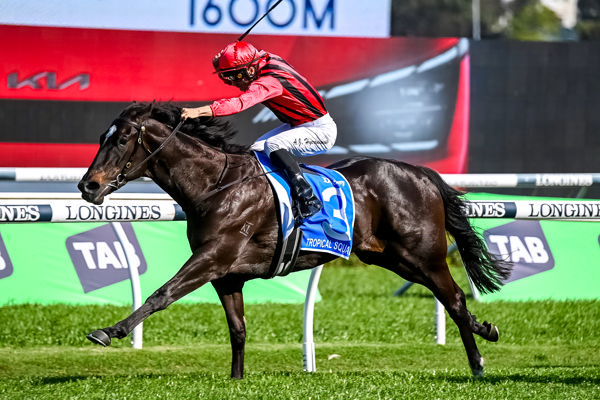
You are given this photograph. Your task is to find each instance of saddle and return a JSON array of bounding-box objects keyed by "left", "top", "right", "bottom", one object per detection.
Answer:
[{"left": 254, "top": 152, "right": 355, "bottom": 277}]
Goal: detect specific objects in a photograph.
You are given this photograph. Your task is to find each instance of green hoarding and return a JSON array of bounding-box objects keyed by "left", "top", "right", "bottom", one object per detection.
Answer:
[
  {"left": 466, "top": 193, "right": 600, "bottom": 302},
  {"left": 0, "top": 221, "right": 319, "bottom": 305}
]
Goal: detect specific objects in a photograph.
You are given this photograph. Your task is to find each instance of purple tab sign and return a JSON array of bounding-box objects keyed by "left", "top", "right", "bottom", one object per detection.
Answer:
[
  {"left": 0, "top": 234, "right": 14, "bottom": 280},
  {"left": 66, "top": 223, "right": 147, "bottom": 293},
  {"left": 483, "top": 220, "right": 555, "bottom": 284}
]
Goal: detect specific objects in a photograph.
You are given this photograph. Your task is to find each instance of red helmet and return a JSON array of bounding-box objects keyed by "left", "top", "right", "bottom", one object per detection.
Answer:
[{"left": 212, "top": 41, "right": 261, "bottom": 73}]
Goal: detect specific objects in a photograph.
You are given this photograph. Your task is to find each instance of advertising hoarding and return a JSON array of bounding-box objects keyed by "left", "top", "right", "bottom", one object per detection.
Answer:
[
  {"left": 0, "top": 220, "right": 317, "bottom": 305},
  {"left": 0, "top": 0, "right": 391, "bottom": 38},
  {"left": 467, "top": 193, "right": 600, "bottom": 302},
  {"left": 0, "top": 24, "right": 469, "bottom": 173}
]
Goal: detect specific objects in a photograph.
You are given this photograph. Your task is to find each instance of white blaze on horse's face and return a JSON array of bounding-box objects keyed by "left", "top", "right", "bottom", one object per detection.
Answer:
[{"left": 104, "top": 125, "right": 117, "bottom": 144}]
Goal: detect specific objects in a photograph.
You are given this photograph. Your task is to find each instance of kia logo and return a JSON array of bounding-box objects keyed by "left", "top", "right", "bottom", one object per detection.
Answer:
[{"left": 7, "top": 72, "right": 90, "bottom": 91}]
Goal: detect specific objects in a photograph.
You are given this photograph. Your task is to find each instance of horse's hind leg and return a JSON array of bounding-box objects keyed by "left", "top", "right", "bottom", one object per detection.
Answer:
[
  {"left": 367, "top": 245, "right": 491, "bottom": 377},
  {"left": 212, "top": 278, "right": 246, "bottom": 379},
  {"left": 422, "top": 262, "right": 501, "bottom": 377}
]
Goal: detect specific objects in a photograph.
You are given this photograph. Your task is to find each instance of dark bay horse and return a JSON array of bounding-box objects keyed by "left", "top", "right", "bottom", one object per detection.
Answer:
[{"left": 79, "top": 102, "right": 511, "bottom": 379}]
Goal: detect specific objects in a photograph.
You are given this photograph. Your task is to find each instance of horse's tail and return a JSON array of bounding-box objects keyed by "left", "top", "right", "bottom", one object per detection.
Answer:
[{"left": 419, "top": 166, "right": 512, "bottom": 294}]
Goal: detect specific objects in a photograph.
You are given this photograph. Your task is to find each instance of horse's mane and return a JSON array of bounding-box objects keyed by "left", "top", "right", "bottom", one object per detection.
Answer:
[{"left": 121, "top": 102, "right": 250, "bottom": 154}]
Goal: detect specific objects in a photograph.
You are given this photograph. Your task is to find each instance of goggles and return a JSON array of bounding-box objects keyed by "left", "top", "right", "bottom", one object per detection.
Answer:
[{"left": 218, "top": 68, "right": 247, "bottom": 82}]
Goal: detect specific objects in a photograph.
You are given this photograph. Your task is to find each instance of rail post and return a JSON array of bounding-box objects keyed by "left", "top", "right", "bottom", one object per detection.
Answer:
[
  {"left": 302, "top": 264, "right": 323, "bottom": 372},
  {"left": 111, "top": 222, "right": 143, "bottom": 349}
]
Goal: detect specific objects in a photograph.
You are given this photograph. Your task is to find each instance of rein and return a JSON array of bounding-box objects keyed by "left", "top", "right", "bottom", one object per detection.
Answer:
[
  {"left": 106, "top": 116, "right": 279, "bottom": 202},
  {"left": 197, "top": 147, "right": 283, "bottom": 202},
  {"left": 197, "top": 166, "right": 277, "bottom": 203}
]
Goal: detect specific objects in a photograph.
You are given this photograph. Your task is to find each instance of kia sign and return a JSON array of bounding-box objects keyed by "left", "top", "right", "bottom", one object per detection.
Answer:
[
  {"left": 7, "top": 72, "right": 90, "bottom": 91},
  {"left": 0, "top": 0, "right": 391, "bottom": 38},
  {"left": 66, "top": 223, "right": 147, "bottom": 293},
  {"left": 0, "top": 26, "right": 468, "bottom": 173}
]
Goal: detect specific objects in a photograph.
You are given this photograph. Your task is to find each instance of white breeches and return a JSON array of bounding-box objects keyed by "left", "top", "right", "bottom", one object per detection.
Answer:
[{"left": 250, "top": 113, "right": 337, "bottom": 157}]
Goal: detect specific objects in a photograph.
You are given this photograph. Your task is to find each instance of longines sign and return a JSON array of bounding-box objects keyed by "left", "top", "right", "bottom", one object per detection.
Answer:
[
  {"left": 0, "top": 200, "right": 186, "bottom": 223},
  {"left": 464, "top": 201, "right": 600, "bottom": 220}
]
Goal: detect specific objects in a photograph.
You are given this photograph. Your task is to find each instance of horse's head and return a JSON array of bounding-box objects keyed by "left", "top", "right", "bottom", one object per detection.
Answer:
[
  {"left": 78, "top": 102, "right": 173, "bottom": 204},
  {"left": 79, "top": 102, "right": 247, "bottom": 205}
]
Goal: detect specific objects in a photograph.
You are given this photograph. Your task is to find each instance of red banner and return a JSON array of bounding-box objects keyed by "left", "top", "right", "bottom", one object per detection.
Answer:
[
  {"left": 0, "top": 25, "right": 467, "bottom": 173},
  {"left": 1, "top": 25, "right": 458, "bottom": 102}
]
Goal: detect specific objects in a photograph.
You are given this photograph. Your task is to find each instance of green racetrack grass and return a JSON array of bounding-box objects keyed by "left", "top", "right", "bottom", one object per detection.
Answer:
[{"left": 1, "top": 257, "right": 599, "bottom": 399}]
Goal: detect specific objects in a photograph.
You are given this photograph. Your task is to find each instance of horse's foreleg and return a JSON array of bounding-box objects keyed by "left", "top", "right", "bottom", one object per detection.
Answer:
[
  {"left": 212, "top": 278, "right": 246, "bottom": 379},
  {"left": 87, "top": 248, "right": 225, "bottom": 346}
]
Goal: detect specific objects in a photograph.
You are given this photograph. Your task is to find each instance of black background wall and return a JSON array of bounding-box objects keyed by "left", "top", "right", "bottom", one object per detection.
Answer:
[{"left": 469, "top": 40, "right": 600, "bottom": 198}]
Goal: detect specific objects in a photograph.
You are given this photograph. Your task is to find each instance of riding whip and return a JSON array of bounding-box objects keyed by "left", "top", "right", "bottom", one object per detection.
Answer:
[{"left": 237, "top": 0, "right": 284, "bottom": 41}]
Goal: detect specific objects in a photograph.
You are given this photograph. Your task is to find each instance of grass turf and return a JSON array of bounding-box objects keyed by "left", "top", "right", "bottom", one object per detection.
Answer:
[{"left": 1, "top": 259, "right": 599, "bottom": 399}]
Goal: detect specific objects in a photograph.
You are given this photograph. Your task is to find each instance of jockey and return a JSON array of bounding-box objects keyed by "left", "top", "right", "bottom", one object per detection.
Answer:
[{"left": 181, "top": 41, "right": 337, "bottom": 219}]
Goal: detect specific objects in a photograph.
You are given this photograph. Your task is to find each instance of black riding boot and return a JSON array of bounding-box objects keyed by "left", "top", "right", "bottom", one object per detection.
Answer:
[{"left": 269, "top": 149, "right": 322, "bottom": 219}]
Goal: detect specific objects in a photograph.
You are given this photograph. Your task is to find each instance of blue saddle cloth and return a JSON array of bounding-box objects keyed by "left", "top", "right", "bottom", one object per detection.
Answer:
[{"left": 254, "top": 152, "right": 355, "bottom": 259}]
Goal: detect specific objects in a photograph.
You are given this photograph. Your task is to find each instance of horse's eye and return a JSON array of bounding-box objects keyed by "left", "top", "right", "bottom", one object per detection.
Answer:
[{"left": 118, "top": 136, "right": 129, "bottom": 146}]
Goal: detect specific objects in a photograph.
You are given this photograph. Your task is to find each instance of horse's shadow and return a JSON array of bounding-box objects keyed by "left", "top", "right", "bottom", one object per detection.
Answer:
[
  {"left": 40, "top": 371, "right": 600, "bottom": 388},
  {"left": 441, "top": 371, "right": 600, "bottom": 385},
  {"left": 41, "top": 376, "right": 95, "bottom": 385}
]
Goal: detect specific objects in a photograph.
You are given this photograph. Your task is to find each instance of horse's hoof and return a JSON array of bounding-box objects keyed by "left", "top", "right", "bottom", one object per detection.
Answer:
[
  {"left": 471, "top": 358, "right": 484, "bottom": 378},
  {"left": 483, "top": 322, "right": 499, "bottom": 342},
  {"left": 87, "top": 329, "right": 111, "bottom": 347},
  {"left": 471, "top": 366, "right": 484, "bottom": 378}
]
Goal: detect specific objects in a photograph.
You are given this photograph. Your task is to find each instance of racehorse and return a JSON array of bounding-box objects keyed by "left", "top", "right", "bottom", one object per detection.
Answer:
[{"left": 79, "top": 102, "right": 511, "bottom": 379}]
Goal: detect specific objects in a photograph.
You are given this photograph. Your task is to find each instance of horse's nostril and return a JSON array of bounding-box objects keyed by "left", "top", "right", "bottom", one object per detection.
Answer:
[
  {"left": 87, "top": 181, "right": 100, "bottom": 191},
  {"left": 79, "top": 180, "right": 100, "bottom": 193}
]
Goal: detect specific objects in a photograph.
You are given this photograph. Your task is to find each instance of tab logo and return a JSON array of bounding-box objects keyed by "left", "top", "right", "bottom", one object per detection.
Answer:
[
  {"left": 66, "top": 223, "right": 147, "bottom": 293},
  {"left": 0, "top": 234, "right": 14, "bottom": 280},
  {"left": 483, "top": 220, "right": 554, "bottom": 283}
]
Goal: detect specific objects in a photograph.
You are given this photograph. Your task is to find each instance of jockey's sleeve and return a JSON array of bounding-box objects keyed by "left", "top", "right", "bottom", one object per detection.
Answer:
[{"left": 210, "top": 76, "right": 283, "bottom": 117}]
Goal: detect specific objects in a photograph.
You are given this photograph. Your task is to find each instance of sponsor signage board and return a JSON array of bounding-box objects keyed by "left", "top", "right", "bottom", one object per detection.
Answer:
[
  {"left": 0, "top": 221, "right": 318, "bottom": 305},
  {"left": 66, "top": 223, "right": 148, "bottom": 293},
  {"left": 0, "top": 234, "right": 13, "bottom": 280},
  {"left": 463, "top": 200, "right": 600, "bottom": 220},
  {"left": 0, "top": 0, "right": 391, "bottom": 38},
  {"left": 0, "top": 200, "right": 185, "bottom": 223},
  {"left": 466, "top": 193, "right": 600, "bottom": 302},
  {"left": 483, "top": 220, "right": 555, "bottom": 283},
  {"left": 0, "top": 24, "right": 468, "bottom": 173}
]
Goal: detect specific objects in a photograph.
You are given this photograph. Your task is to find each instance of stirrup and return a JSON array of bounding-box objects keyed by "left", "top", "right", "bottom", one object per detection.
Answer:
[
  {"left": 290, "top": 174, "right": 322, "bottom": 219},
  {"left": 297, "top": 194, "right": 322, "bottom": 219}
]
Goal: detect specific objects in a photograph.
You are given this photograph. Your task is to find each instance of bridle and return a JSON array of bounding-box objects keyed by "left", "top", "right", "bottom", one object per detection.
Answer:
[
  {"left": 104, "top": 115, "right": 278, "bottom": 202},
  {"left": 106, "top": 117, "right": 184, "bottom": 191}
]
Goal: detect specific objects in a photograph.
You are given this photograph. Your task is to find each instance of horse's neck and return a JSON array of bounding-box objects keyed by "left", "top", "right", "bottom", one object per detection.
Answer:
[{"left": 149, "top": 142, "right": 253, "bottom": 210}]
